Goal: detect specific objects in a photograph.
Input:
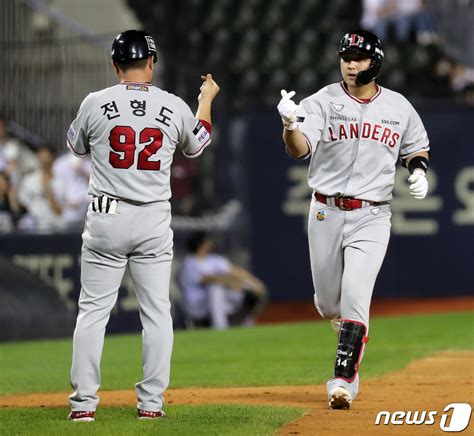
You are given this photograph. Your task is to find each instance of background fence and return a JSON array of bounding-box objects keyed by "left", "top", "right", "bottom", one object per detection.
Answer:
[
  {"left": 0, "top": 0, "right": 472, "bottom": 338},
  {"left": 0, "top": 0, "right": 115, "bottom": 148}
]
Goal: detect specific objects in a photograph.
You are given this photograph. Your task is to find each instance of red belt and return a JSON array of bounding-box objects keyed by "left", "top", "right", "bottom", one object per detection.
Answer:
[{"left": 314, "top": 193, "right": 389, "bottom": 211}]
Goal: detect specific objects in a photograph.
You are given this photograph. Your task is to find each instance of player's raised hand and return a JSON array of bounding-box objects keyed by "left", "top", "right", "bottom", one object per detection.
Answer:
[
  {"left": 280, "top": 89, "right": 296, "bottom": 99},
  {"left": 277, "top": 89, "right": 299, "bottom": 130},
  {"left": 408, "top": 169, "right": 428, "bottom": 199},
  {"left": 198, "top": 74, "right": 220, "bottom": 102}
]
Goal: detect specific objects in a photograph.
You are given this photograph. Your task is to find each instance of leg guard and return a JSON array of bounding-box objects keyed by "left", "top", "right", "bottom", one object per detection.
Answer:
[{"left": 333, "top": 320, "right": 368, "bottom": 382}]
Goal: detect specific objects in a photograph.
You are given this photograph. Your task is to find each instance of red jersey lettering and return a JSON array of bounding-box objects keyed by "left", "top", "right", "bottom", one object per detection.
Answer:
[
  {"left": 388, "top": 132, "right": 400, "bottom": 148},
  {"left": 380, "top": 127, "right": 391, "bottom": 144},
  {"left": 371, "top": 124, "right": 381, "bottom": 141},
  {"left": 328, "top": 121, "right": 399, "bottom": 149},
  {"left": 362, "top": 122, "right": 371, "bottom": 138},
  {"left": 339, "top": 124, "right": 348, "bottom": 140},
  {"left": 349, "top": 123, "right": 359, "bottom": 139}
]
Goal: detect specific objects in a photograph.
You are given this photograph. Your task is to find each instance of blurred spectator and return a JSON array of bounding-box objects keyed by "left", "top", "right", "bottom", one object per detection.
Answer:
[
  {"left": 17, "top": 145, "right": 66, "bottom": 232},
  {"left": 361, "top": 0, "right": 437, "bottom": 45},
  {"left": 179, "top": 231, "right": 267, "bottom": 329},
  {"left": 0, "top": 116, "right": 38, "bottom": 189},
  {"left": 435, "top": 56, "right": 474, "bottom": 97},
  {"left": 53, "top": 153, "right": 91, "bottom": 229},
  {"left": 0, "top": 116, "right": 21, "bottom": 187},
  {"left": 0, "top": 171, "right": 23, "bottom": 233}
]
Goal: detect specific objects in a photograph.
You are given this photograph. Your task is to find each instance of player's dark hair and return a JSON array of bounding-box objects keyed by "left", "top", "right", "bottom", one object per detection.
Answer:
[
  {"left": 186, "top": 231, "right": 209, "bottom": 253},
  {"left": 115, "top": 58, "right": 149, "bottom": 73}
]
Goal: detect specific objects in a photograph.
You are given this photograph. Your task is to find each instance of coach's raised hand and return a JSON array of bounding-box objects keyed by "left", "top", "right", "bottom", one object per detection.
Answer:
[
  {"left": 198, "top": 74, "right": 220, "bottom": 102},
  {"left": 196, "top": 74, "right": 220, "bottom": 124}
]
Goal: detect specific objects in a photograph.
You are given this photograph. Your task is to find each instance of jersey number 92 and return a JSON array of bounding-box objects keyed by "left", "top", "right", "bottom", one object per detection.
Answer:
[{"left": 109, "top": 125, "right": 163, "bottom": 171}]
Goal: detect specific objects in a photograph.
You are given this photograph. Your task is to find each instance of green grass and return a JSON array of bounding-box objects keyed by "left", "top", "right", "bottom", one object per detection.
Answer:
[
  {"left": 0, "top": 312, "right": 472, "bottom": 396},
  {"left": 0, "top": 311, "right": 472, "bottom": 435},
  {"left": 0, "top": 405, "right": 306, "bottom": 436}
]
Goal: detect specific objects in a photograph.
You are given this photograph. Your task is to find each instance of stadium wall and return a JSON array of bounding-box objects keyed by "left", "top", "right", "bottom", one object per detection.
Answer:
[{"left": 0, "top": 108, "right": 472, "bottom": 337}]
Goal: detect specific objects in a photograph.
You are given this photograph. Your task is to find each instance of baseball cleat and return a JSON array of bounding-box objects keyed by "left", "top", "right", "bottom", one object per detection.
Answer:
[
  {"left": 137, "top": 409, "right": 166, "bottom": 419},
  {"left": 67, "top": 410, "right": 95, "bottom": 422},
  {"left": 329, "top": 386, "right": 352, "bottom": 410}
]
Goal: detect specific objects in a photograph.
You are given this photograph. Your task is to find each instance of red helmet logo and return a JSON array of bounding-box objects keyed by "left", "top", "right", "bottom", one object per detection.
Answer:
[{"left": 348, "top": 34, "right": 364, "bottom": 46}]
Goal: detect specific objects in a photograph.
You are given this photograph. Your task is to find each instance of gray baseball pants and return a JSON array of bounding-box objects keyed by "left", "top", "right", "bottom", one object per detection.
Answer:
[
  {"left": 308, "top": 198, "right": 391, "bottom": 327},
  {"left": 308, "top": 197, "right": 391, "bottom": 399},
  {"left": 69, "top": 200, "right": 174, "bottom": 412}
]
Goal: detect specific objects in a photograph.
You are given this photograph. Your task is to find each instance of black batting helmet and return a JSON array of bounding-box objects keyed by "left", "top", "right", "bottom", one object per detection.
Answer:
[
  {"left": 338, "top": 30, "right": 384, "bottom": 85},
  {"left": 111, "top": 30, "right": 157, "bottom": 64}
]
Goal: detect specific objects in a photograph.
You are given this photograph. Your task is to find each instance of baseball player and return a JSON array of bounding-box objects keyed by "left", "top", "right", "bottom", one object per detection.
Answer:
[
  {"left": 277, "top": 30, "right": 429, "bottom": 409},
  {"left": 179, "top": 231, "right": 267, "bottom": 329},
  {"left": 66, "top": 30, "right": 219, "bottom": 421}
]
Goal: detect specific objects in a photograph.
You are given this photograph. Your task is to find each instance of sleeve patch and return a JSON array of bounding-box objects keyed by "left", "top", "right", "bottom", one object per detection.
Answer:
[
  {"left": 67, "top": 125, "right": 76, "bottom": 144},
  {"left": 193, "top": 121, "right": 211, "bottom": 146}
]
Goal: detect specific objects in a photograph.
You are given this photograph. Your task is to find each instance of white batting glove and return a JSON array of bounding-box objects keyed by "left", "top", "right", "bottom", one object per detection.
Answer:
[
  {"left": 408, "top": 169, "right": 428, "bottom": 199},
  {"left": 277, "top": 89, "right": 299, "bottom": 130}
]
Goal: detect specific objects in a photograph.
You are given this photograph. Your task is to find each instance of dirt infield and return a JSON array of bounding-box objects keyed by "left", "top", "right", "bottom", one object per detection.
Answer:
[
  {"left": 1, "top": 351, "right": 472, "bottom": 435},
  {"left": 256, "top": 296, "right": 474, "bottom": 324}
]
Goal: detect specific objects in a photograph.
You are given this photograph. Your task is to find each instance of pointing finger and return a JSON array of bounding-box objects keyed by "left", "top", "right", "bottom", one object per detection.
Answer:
[
  {"left": 287, "top": 90, "right": 296, "bottom": 99},
  {"left": 280, "top": 89, "right": 288, "bottom": 98}
]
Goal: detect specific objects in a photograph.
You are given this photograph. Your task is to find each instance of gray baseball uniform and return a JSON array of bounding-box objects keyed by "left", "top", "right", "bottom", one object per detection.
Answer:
[
  {"left": 67, "top": 81, "right": 211, "bottom": 412},
  {"left": 296, "top": 81, "right": 429, "bottom": 399}
]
